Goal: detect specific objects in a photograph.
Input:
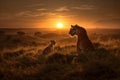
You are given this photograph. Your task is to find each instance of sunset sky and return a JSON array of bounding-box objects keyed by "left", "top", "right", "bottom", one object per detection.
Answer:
[{"left": 0, "top": 0, "right": 120, "bottom": 29}]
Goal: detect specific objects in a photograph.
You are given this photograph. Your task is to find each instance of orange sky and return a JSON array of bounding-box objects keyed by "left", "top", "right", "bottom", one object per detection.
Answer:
[{"left": 0, "top": 0, "right": 120, "bottom": 29}]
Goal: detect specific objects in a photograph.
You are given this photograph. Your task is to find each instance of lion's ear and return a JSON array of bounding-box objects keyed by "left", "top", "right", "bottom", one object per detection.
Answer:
[{"left": 71, "top": 25, "right": 74, "bottom": 28}]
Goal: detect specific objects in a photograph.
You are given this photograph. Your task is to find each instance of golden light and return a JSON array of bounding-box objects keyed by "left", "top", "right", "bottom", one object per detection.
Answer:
[{"left": 57, "top": 23, "right": 63, "bottom": 29}]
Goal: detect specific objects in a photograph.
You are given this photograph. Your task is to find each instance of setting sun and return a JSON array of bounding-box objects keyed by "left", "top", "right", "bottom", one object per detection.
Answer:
[{"left": 57, "top": 23, "right": 63, "bottom": 29}]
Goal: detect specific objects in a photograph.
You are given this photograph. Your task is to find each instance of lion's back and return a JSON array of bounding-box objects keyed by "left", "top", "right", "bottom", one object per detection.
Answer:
[{"left": 79, "top": 38, "right": 94, "bottom": 51}]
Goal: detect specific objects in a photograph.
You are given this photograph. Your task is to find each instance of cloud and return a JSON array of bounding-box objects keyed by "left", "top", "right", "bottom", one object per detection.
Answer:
[
  {"left": 16, "top": 11, "right": 30, "bottom": 16},
  {"left": 15, "top": 11, "right": 39, "bottom": 18},
  {"left": 11, "top": 4, "right": 95, "bottom": 19},
  {"left": 71, "top": 5, "right": 95, "bottom": 10},
  {"left": 55, "top": 6, "right": 69, "bottom": 12},
  {"left": 16, "top": 10, "right": 57, "bottom": 18},
  {"left": 54, "top": 5, "right": 95, "bottom": 12},
  {"left": 36, "top": 8, "right": 48, "bottom": 11},
  {"left": 39, "top": 12, "right": 56, "bottom": 16},
  {"left": 15, "top": 6, "right": 54, "bottom": 17}
]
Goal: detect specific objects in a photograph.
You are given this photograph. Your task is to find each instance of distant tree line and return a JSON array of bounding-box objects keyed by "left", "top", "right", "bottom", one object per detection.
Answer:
[{"left": 0, "top": 30, "right": 43, "bottom": 37}]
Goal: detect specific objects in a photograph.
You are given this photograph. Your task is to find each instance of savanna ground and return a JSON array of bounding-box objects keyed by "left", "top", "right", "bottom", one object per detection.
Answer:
[{"left": 0, "top": 28, "right": 120, "bottom": 80}]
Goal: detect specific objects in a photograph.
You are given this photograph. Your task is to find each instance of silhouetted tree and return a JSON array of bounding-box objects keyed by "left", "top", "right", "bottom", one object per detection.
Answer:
[
  {"left": 0, "top": 31, "right": 5, "bottom": 36},
  {"left": 34, "top": 32, "right": 42, "bottom": 37},
  {"left": 17, "top": 31, "right": 25, "bottom": 36}
]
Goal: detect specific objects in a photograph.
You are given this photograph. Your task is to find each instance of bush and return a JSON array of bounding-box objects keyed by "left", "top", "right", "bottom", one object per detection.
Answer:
[
  {"left": 82, "top": 61, "right": 120, "bottom": 80},
  {"left": 34, "top": 32, "right": 42, "bottom": 37},
  {"left": 45, "top": 53, "right": 78, "bottom": 64},
  {"left": 64, "top": 61, "right": 120, "bottom": 80},
  {"left": 0, "top": 31, "right": 5, "bottom": 36},
  {"left": 17, "top": 31, "right": 25, "bottom": 36},
  {"left": 3, "top": 49, "right": 25, "bottom": 59},
  {"left": 16, "top": 55, "right": 37, "bottom": 67},
  {"left": 45, "top": 53, "right": 67, "bottom": 64}
]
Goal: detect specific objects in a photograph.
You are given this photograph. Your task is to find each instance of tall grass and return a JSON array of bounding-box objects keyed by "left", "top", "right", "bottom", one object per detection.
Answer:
[{"left": 0, "top": 31, "right": 120, "bottom": 80}]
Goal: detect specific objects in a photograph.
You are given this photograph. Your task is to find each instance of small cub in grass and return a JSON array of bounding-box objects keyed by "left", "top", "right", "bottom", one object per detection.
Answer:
[{"left": 42, "top": 40, "right": 56, "bottom": 55}]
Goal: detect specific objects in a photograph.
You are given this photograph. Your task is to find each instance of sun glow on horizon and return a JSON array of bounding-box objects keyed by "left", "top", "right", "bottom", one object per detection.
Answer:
[{"left": 57, "top": 22, "right": 63, "bottom": 29}]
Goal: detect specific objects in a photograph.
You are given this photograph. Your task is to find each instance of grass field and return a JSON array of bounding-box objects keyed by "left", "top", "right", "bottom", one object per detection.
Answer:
[{"left": 0, "top": 28, "right": 120, "bottom": 80}]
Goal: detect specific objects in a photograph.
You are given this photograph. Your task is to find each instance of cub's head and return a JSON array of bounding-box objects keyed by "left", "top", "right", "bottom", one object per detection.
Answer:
[
  {"left": 69, "top": 24, "right": 86, "bottom": 36},
  {"left": 50, "top": 40, "right": 56, "bottom": 45}
]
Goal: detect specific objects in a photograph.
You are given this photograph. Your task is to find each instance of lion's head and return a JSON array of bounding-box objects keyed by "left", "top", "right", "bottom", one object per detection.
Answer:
[{"left": 69, "top": 24, "right": 86, "bottom": 36}]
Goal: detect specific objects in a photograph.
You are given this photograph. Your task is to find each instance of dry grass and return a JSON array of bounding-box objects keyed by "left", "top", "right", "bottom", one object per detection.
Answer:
[{"left": 0, "top": 29, "right": 120, "bottom": 80}]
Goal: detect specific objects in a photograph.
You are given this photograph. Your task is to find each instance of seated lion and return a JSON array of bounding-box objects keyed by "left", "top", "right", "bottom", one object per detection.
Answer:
[{"left": 69, "top": 24, "right": 95, "bottom": 54}]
